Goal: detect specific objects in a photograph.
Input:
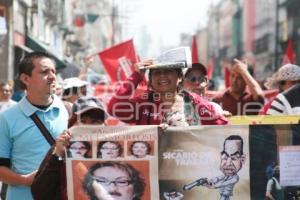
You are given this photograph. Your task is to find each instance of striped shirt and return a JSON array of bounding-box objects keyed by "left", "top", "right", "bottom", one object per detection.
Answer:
[{"left": 266, "top": 84, "right": 300, "bottom": 115}]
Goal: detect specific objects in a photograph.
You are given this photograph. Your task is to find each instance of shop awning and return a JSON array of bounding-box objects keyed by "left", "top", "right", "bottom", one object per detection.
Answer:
[
  {"left": 26, "top": 35, "right": 67, "bottom": 69},
  {"left": 16, "top": 44, "right": 33, "bottom": 53}
]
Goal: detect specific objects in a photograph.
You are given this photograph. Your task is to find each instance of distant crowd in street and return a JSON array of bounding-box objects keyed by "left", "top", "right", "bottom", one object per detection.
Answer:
[{"left": 0, "top": 50, "right": 300, "bottom": 200}]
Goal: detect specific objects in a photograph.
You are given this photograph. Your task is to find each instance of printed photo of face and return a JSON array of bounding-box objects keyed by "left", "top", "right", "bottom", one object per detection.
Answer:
[
  {"left": 130, "top": 141, "right": 151, "bottom": 159},
  {"left": 98, "top": 141, "right": 122, "bottom": 159},
  {"left": 92, "top": 166, "right": 134, "bottom": 200},
  {"left": 68, "top": 141, "right": 91, "bottom": 158},
  {"left": 220, "top": 139, "right": 245, "bottom": 176},
  {"left": 82, "top": 161, "right": 146, "bottom": 200}
]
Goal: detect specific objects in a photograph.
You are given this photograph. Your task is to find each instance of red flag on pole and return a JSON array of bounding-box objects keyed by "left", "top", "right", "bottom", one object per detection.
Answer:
[
  {"left": 98, "top": 39, "right": 138, "bottom": 83},
  {"left": 282, "top": 38, "right": 295, "bottom": 65},
  {"left": 191, "top": 35, "right": 199, "bottom": 63},
  {"left": 207, "top": 57, "right": 214, "bottom": 80},
  {"left": 73, "top": 15, "right": 85, "bottom": 27},
  {"left": 224, "top": 66, "right": 231, "bottom": 88},
  {"left": 222, "top": 59, "right": 231, "bottom": 88}
]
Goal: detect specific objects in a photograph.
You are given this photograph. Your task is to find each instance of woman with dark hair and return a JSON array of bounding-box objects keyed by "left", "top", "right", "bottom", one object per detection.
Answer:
[
  {"left": 108, "top": 52, "right": 228, "bottom": 126},
  {"left": 31, "top": 96, "right": 107, "bottom": 200},
  {"left": 67, "top": 141, "right": 91, "bottom": 158},
  {"left": 82, "top": 161, "right": 145, "bottom": 200},
  {"left": 129, "top": 141, "right": 151, "bottom": 159},
  {"left": 97, "top": 141, "right": 123, "bottom": 159}
]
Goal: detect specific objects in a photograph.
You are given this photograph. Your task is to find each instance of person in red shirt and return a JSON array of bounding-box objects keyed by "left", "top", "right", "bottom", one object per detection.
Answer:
[
  {"left": 108, "top": 59, "right": 228, "bottom": 126},
  {"left": 213, "top": 59, "right": 264, "bottom": 115}
]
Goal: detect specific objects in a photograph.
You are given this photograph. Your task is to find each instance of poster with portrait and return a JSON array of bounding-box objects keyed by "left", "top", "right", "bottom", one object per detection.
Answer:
[
  {"left": 159, "top": 125, "right": 250, "bottom": 200},
  {"left": 66, "top": 125, "right": 159, "bottom": 200}
]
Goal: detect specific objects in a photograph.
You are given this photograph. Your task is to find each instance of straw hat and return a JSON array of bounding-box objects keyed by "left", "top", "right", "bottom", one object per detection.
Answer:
[{"left": 264, "top": 64, "right": 300, "bottom": 89}]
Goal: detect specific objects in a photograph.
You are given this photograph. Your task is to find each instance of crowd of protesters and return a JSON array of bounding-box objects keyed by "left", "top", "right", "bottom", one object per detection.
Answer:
[{"left": 0, "top": 50, "right": 300, "bottom": 200}]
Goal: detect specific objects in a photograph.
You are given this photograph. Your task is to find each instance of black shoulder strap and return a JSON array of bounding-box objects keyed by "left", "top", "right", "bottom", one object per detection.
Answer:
[{"left": 30, "top": 113, "right": 55, "bottom": 146}]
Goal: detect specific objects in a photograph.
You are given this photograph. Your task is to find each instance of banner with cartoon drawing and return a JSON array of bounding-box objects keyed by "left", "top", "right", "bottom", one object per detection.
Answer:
[
  {"left": 66, "top": 125, "right": 159, "bottom": 200},
  {"left": 159, "top": 126, "right": 250, "bottom": 200}
]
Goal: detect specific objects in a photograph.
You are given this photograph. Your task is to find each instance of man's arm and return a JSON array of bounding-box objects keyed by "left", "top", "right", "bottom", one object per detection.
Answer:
[
  {"left": 265, "top": 179, "right": 275, "bottom": 200},
  {"left": 0, "top": 166, "right": 36, "bottom": 186},
  {"left": 210, "top": 175, "right": 239, "bottom": 188},
  {"left": 233, "top": 59, "right": 264, "bottom": 100}
]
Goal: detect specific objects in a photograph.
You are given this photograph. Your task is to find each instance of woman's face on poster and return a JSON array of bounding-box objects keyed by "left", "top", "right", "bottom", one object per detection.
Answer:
[
  {"left": 69, "top": 142, "right": 89, "bottom": 158},
  {"left": 100, "top": 142, "right": 120, "bottom": 159},
  {"left": 92, "top": 166, "right": 134, "bottom": 200},
  {"left": 132, "top": 142, "right": 148, "bottom": 158}
]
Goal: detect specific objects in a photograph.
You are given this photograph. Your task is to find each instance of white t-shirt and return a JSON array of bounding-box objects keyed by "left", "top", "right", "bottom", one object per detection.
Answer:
[{"left": 0, "top": 100, "right": 17, "bottom": 112}]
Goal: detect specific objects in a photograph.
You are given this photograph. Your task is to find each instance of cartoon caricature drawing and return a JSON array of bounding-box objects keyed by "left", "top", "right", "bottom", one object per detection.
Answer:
[
  {"left": 183, "top": 135, "right": 246, "bottom": 200},
  {"left": 163, "top": 189, "right": 184, "bottom": 200}
]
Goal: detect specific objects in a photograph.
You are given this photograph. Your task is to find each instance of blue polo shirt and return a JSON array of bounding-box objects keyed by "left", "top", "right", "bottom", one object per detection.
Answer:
[{"left": 0, "top": 95, "right": 69, "bottom": 200}]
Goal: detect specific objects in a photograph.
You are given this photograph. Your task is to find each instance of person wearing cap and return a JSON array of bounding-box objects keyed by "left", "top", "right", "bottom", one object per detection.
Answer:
[
  {"left": 108, "top": 58, "right": 228, "bottom": 126},
  {"left": 182, "top": 63, "right": 230, "bottom": 116},
  {"left": 31, "top": 96, "right": 107, "bottom": 200},
  {"left": 62, "top": 77, "right": 89, "bottom": 104},
  {"left": 212, "top": 59, "right": 264, "bottom": 115},
  {"left": 260, "top": 64, "right": 300, "bottom": 115},
  {"left": 182, "top": 63, "right": 209, "bottom": 96}
]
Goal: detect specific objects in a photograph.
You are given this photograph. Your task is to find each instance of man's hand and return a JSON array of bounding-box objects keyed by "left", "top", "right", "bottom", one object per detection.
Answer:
[
  {"left": 232, "top": 58, "right": 248, "bottom": 75},
  {"left": 55, "top": 130, "right": 72, "bottom": 157},
  {"left": 21, "top": 170, "right": 37, "bottom": 186},
  {"left": 134, "top": 59, "right": 154, "bottom": 74},
  {"left": 83, "top": 56, "right": 94, "bottom": 68}
]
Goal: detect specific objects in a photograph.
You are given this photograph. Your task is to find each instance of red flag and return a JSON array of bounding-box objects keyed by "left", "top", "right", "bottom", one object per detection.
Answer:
[
  {"left": 73, "top": 15, "right": 85, "bottom": 27},
  {"left": 98, "top": 39, "right": 138, "bottom": 83},
  {"left": 191, "top": 35, "right": 199, "bottom": 63},
  {"left": 282, "top": 39, "right": 295, "bottom": 65},
  {"left": 224, "top": 67, "right": 231, "bottom": 88},
  {"left": 207, "top": 57, "right": 214, "bottom": 80},
  {"left": 222, "top": 59, "right": 231, "bottom": 88}
]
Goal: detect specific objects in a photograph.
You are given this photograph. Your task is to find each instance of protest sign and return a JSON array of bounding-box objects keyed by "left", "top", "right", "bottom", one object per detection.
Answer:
[
  {"left": 279, "top": 145, "right": 300, "bottom": 186},
  {"left": 159, "top": 126, "right": 250, "bottom": 200},
  {"left": 66, "top": 125, "right": 159, "bottom": 200},
  {"left": 63, "top": 123, "right": 300, "bottom": 199}
]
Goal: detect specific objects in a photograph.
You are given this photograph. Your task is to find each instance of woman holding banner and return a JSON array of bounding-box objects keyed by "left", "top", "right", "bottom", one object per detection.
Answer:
[
  {"left": 108, "top": 58, "right": 228, "bottom": 126},
  {"left": 31, "top": 96, "right": 107, "bottom": 200}
]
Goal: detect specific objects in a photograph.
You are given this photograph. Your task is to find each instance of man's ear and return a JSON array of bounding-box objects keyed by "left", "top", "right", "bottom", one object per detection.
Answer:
[
  {"left": 241, "top": 154, "right": 246, "bottom": 164},
  {"left": 19, "top": 73, "right": 29, "bottom": 88}
]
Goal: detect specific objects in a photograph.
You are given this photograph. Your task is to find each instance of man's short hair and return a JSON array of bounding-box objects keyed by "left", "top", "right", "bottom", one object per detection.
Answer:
[
  {"left": 223, "top": 135, "right": 244, "bottom": 155},
  {"left": 82, "top": 161, "right": 145, "bottom": 200},
  {"left": 18, "top": 51, "right": 56, "bottom": 89}
]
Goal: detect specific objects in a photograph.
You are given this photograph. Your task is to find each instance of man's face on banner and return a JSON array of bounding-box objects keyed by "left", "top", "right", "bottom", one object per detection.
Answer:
[
  {"left": 220, "top": 139, "right": 245, "bottom": 176},
  {"left": 92, "top": 166, "right": 134, "bottom": 200}
]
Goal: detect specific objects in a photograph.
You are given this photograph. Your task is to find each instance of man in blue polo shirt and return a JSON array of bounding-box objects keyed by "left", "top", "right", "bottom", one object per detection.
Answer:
[{"left": 0, "top": 52, "right": 69, "bottom": 200}]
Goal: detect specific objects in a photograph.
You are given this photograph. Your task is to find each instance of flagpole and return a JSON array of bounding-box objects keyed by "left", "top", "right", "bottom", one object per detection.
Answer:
[{"left": 274, "top": 0, "right": 279, "bottom": 70}]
